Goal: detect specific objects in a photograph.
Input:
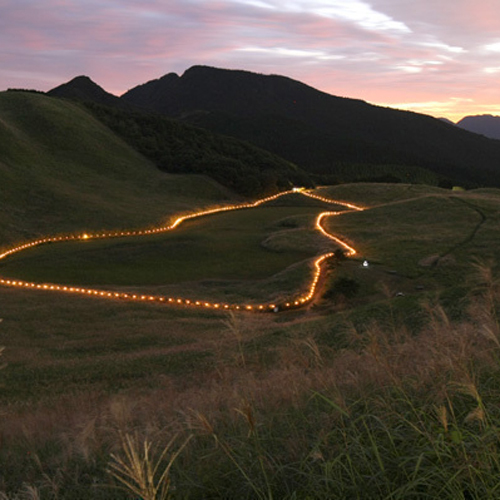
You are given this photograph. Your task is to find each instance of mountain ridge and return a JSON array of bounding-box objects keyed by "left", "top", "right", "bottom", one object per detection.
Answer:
[
  {"left": 47, "top": 66, "right": 500, "bottom": 188},
  {"left": 120, "top": 66, "right": 500, "bottom": 187},
  {"left": 456, "top": 114, "right": 500, "bottom": 140}
]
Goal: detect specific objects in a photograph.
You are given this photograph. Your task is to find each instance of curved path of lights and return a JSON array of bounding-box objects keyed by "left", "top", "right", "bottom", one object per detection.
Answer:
[{"left": 0, "top": 188, "right": 363, "bottom": 312}]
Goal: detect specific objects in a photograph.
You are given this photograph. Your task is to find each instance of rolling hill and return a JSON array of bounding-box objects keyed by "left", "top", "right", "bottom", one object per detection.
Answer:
[{"left": 0, "top": 91, "right": 235, "bottom": 246}]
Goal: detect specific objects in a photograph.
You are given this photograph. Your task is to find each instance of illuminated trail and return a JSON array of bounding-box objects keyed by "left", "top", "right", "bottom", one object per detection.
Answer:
[
  {"left": 315, "top": 212, "right": 358, "bottom": 256},
  {"left": 0, "top": 189, "right": 364, "bottom": 312},
  {"left": 301, "top": 190, "right": 364, "bottom": 212}
]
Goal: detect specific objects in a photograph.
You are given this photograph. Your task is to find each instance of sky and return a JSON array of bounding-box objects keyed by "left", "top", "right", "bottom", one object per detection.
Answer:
[{"left": 2, "top": 0, "right": 500, "bottom": 122}]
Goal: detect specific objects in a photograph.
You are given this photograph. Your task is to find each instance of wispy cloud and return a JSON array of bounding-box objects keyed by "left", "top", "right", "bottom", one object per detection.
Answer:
[{"left": 0, "top": 0, "right": 499, "bottom": 119}]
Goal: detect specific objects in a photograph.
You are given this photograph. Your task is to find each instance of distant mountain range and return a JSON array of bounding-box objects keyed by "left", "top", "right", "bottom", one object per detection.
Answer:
[
  {"left": 46, "top": 66, "right": 500, "bottom": 188},
  {"left": 456, "top": 115, "right": 500, "bottom": 141},
  {"left": 438, "top": 115, "right": 500, "bottom": 140}
]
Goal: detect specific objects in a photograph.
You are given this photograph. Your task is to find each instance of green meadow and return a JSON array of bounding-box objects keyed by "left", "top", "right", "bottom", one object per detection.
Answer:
[
  {"left": 3, "top": 183, "right": 500, "bottom": 499},
  {"left": 4, "top": 92, "right": 500, "bottom": 499},
  {"left": 0, "top": 206, "right": 325, "bottom": 287}
]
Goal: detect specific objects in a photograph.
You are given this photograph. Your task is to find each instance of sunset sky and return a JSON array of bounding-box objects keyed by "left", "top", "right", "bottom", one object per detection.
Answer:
[{"left": 2, "top": 0, "right": 500, "bottom": 122}]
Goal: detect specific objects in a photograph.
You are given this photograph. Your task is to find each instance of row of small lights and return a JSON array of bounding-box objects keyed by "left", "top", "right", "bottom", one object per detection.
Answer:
[
  {"left": 0, "top": 278, "right": 278, "bottom": 311},
  {"left": 315, "top": 212, "right": 358, "bottom": 256},
  {"left": 0, "top": 189, "right": 297, "bottom": 261},
  {"left": 301, "top": 190, "right": 364, "bottom": 211},
  {"left": 0, "top": 188, "right": 364, "bottom": 312}
]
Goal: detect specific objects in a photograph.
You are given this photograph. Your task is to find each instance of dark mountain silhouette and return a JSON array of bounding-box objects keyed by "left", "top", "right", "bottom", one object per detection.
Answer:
[
  {"left": 438, "top": 117, "right": 455, "bottom": 126},
  {"left": 48, "top": 76, "right": 131, "bottom": 110},
  {"left": 120, "top": 66, "right": 500, "bottom": 187},
  {"left": 456, "top": 115, "right": 500, "bottom": 141},
  {"left": 46, "top": 75, "right": 313, "bottom": 196},
  {"left": 81, "top": 101, "right": 313, "bottom": 196}
]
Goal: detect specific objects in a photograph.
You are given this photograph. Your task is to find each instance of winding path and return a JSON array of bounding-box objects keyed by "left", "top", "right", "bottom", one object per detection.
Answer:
[{"left": 0, "top": 189, "right": 363, "bottom": 312}]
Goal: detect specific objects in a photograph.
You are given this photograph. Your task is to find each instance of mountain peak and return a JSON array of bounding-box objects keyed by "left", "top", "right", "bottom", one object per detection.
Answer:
[
  {"left": 48, "top": 75, "right": 126, "bottom": 108},
  {"left": 456, "top": 114, "right": 500, "bottom": 140},
  {"left": 68, "top": 75, "right": 95, "bottom": 84},
  {"left": 121, "top": 65, "right": 500, "bottom": 187},
  {"left": 121, "top": 64, "right": 345, "bottom": 117},
  {"left": 49, "top": 75, "right": 107, "bottom": 94}
]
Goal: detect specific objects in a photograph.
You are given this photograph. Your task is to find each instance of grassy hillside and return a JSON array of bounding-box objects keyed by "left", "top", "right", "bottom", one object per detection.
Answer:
[
  {"left": 0, "top": 203, "right": 331, "bottom": 304},
  {"left": 3, "top": 182, "right": 500, "bottom": 498},
  {"left": 0, "top": 91, "right": 235, "bottom": 247},
  {"left": 10, "top": 85, "right": 500, "bottom": 498},
  {"left": 5, "top": 182, "right": 498, "bottom": 306}
]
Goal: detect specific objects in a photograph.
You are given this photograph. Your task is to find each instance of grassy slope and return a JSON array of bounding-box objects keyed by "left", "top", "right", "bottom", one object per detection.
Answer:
[
  {"left": 318, "top": 183, "right": 500, "bottom": 274},
  {"left": 0, "top": 91, "right": 234, "bottom": 247},
  {"left": 0, "top": 204, "right": 330, "bottom": 304},
  {"left": 308, "top": 184, "right": 500, "bottom": 300},
  {"left": 3, "top": 182, "right": 500, "bottom": 402},
  {"left": 4, "top": 96, "right": 500, "bottom": 497},
  {"left": 3, "top": 182, "right": 500, "bottom": 497}
]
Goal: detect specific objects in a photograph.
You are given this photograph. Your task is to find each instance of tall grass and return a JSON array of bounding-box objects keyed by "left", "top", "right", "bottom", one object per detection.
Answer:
[
  {"left": 3, "top": 265, "right": 500, "bottom": 498},
  {"left": 107, "top": 433, "right": 192, "bottom": 500},
  {"left": 0, "top": 318, "right": 5, "bottom": 372}
]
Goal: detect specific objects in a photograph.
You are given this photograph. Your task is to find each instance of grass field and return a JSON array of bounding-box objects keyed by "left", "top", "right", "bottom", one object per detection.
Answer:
[
  {"left": 0, "top": 206, "right": 325, "bottom": 286},
  {"left": 3, "top": 184, "right": 500, "bottom": 408},
  {"left": 4, "top": 93, "right": 500, "bottom": 498}
]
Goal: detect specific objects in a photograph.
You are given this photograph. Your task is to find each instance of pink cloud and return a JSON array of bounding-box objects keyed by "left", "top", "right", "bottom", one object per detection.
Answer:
[{"left": 0, "top": 0, "right": 499, "bottom": 120}]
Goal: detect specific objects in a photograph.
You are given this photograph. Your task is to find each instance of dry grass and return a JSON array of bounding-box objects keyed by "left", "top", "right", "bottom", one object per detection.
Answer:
[
  {"left": 3, "top": 263, "right": 500, "bottom": 498},
  {"left": 2, "top": 283, "right": 498, "bottom": 436},
  {"left": 107, "top": 432, "right": 192, "bottom": 500}
]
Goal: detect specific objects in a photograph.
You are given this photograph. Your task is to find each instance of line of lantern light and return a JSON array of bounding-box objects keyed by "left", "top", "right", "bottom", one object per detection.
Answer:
[
  {"left": 275, "top": 252, "right": 335, "bottom": 309},
  {"left": 0, "top": 190, "right": 297, "bottom": 262},
  {"left": 0, "top": 188, "right": 363, "bottom": 312},
  {"left": 0, "top": 256, "right": 332, "bottom": 312},
  {"left": 315, "top": 212, "right": 358, "bottom": 256},
  {"left": 301, "top": 190, "right": 364, "bottom": 211},
  {"left": 0, "top": 277, "right": 284, "bottom": 311},
  {"left": 166, "top": 189, "right": 296, "bottom": 230}
]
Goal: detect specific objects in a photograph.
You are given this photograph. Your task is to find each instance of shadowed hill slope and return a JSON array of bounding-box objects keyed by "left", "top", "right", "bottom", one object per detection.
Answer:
[
  {"left": 0, "top": 91, "right": 234, "bottom": 246},
  {"left": 80, "top": 101, "right": 313, "bottom": 196},
  {"left": 44, "top": 76, "right": 314, "bottom": 196}
]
